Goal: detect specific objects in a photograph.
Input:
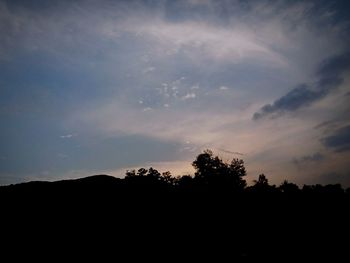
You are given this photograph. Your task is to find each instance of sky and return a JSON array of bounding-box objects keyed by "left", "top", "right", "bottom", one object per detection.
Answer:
[{"left": 1, "top": 0, "right": 350, "bottom": 186}]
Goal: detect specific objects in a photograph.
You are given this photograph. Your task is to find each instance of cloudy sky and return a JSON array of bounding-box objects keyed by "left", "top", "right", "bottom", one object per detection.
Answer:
[{"left": 1, "top": 0, "right": 350, "bottom": 186}]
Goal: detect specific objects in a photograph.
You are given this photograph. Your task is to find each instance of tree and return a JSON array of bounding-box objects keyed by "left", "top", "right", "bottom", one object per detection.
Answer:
[
  {"left": 250, "top": 174, "right": 277, "bottom": 194},
  {"left": 253, "top": 174, "right": 269, "bottom": 186},
  {"left": 192, "top": 150, "right": 246, "bottom": 191},
  {"left": 176, "top": 175, "right": 194, "bottom": 188},
  {"left": 147, "top": 167, "right": 161, "bottom": 180},
  {"left": 137, "top": 168, "right": 148, "bottom": 177},
  {"left": 279, "top": 180, "right": 299, "bottom": 194},
  {"left": 161, "top": 171, "right": 176, "bottom": 185},
  {"left": 125, "top": 169, "right": 136, "bottom": 178},
  {"left": 228, "top": 158, "right": 247, "bottom": 190}
]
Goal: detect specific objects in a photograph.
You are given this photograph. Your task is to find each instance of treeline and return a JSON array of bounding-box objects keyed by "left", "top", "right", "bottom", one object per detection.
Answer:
[
  {"left": 123, "top": 149, "right": 348, "bottom": 195},
  {"left": 1, "top": 149, "right": 349, "bottom": 195},
  {"left": 1, "top": 150, "right": 349, "bottom": 260}
]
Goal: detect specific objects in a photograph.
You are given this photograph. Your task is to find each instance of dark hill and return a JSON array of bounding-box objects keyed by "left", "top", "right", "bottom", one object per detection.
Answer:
[{"left": 1, "top": 174, "right": 120, "bottom": 188}]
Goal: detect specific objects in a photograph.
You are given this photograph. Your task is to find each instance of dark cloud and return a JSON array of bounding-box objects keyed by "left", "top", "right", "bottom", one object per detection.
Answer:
[
  {"left": 321, "top": 125, "right": 350, "bottom": 152},
  {"left": 253, "top": 84, "right": 323, "bottom": 120},
  {"left": 314, "top": 120, "right": 337, "bottom": 130},
  {"left": 253, "top": 52, "right": 350, "bottom": 120},
  {"left": 293, "top": 152, "right": 325, "bottom": 166},
  {"left": 316, "top": 52, "right": 350, "bottom": 78}
]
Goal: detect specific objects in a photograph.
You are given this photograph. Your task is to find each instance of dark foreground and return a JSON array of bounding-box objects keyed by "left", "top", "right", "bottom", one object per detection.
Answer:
[{"left": 1, "top": 174, "right": 349, "bottom": 261}]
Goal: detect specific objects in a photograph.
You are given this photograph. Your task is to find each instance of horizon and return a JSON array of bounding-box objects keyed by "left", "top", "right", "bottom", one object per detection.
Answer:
[{"left": 1, "top": 0, "right": 350, "bottom": 186}]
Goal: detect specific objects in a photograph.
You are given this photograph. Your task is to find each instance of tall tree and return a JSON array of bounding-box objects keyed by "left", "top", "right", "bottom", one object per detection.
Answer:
[{"left": 192, "top": 150, "right": 246, "bottom": 191}]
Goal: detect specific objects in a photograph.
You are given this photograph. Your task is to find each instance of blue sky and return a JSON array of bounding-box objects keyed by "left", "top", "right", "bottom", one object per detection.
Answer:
[{"left": 1, "top": 0, "right": 350, "bottom": 186}]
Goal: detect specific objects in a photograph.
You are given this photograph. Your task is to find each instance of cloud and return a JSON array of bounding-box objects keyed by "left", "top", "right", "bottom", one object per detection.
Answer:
[
  {"left": 253, "top": 84, "right": 319, "bottom": 120},
  {"left": 181, "top": 93, "right": 196, "bottom": 100},
  {"left": 142, "top": 66, "right": 155, "bottom": 74},
  {"left": 60, "top": 134, "right": 74, "bottom": 139},
  {"left": 142, "top": 107, "right": 153, "bottom": 112},
  {"left": 69, "top": 99, "right": 242, "bottom": 145},
  {"left": 219, "top": 86, "right": 228, "bottom": 90},
  {"left": 253, "top": 52, "right": 350, "bottom": 120},
  {"left": 217, "top": 148, "right": 244, "bottom": 156},
  {"left": 0, "top": 0, "right": 288, "bottom": 67},
  {"left": 133, "top": 19, "right": 287, "bottom": 66},
  {"left": 316, "top": 52, "right": 350, "bottom": 79},
  {"left": 321, "top": 125, "right": 350, "bottom": 152},
  {"left": 293, "top": 152, "right": 325, "bottom": 166}
]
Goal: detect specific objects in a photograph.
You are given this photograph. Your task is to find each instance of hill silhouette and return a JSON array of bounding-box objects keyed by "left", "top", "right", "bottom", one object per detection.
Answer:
[{"left": 1, "top": 150, "right": 349, "bottom": 260}]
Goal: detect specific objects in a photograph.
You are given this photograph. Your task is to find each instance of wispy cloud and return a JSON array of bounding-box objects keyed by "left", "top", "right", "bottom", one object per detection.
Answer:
[
  {"left": 181, "top": 93, "right": 196, "bottom": 100},
  {"left": 219, "top": 86, "right": 228, "bottom": 91},
  {"left": 131, "top": 19, "right": 287, "bottom": 66},
  {"left": 60, "top": 134, "right": 74, "bottom": 139},
  {"left": 142, "top": 66, "right": 155, "bottom": 74}
]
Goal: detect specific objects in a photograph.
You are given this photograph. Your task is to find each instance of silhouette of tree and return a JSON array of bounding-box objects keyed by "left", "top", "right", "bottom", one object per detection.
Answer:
[
  {"left": 227, "top": 158, "right": 247, "bottom": 190},
  {"left": 253, "top": 174, "right": 269, "bottom": 186},
  {"left": 279, "top": 180, "right": 299, "bottom": 194},
  {"left": 192, "top": 149, "right": 246, "bottom": 191},
  {"left": 176, "top": 175, "right": 195, "bottom": 189},
  {"left": 346, "top": 187, "right": 350, "bottom": 195},
  {"left": 161, "top": 171, "right": 176, "bottom": 185},
  {"left": 323, "top": 184, "right": 344, "bottom": 195},
  {"left": 137, "top": 168, "right": 148, "bottom": 177},
  {"left": 302, "top": 184, "right": 344, "bottom": 195},
  {"left": 147, "top": 167, "right": 161, "bottom": 180},
  {"left": 192, "top": 149, "right": 220, "bottom": 180},
  {"left": 124, "top": 169, "right": 133, "bottom": 177},
  {"left": 125, "top": 167, "right": 167, "bottom": 188},
  {"left": 249, "top": 174, "right": 277, "bottom": 193}
]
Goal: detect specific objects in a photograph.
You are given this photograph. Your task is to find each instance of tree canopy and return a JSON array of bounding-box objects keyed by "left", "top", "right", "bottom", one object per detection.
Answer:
[{"left": 192, "top": 149, "right": 246, "bottom": 190}]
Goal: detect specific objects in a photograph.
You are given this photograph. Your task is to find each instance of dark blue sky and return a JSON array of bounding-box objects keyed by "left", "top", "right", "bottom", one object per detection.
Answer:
[{"left": 1, "top": 0, "right": 350, "bottom": 186}]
